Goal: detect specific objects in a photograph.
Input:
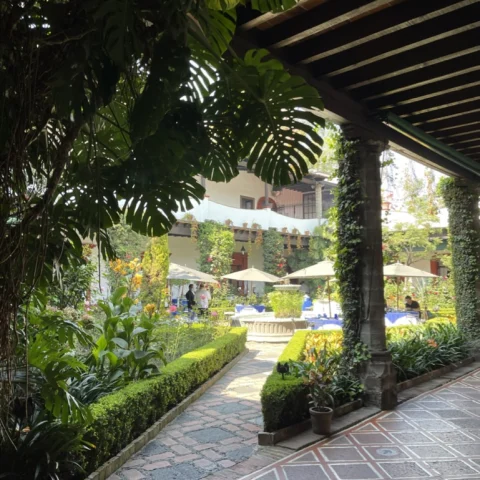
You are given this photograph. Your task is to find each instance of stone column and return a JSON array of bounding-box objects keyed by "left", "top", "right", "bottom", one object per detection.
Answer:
[
  {"left": 315, "top": 182, "right": 323, "bottom": 221},
  {"left": 339, "top": 124, "right": 397, "bottom": 410}
]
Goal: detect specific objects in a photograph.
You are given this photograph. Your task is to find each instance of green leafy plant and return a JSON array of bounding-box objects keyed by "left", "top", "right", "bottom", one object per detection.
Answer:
[
  {"left": 90, "top": 287, "right": 167, "bottom": 382},
  {"left": 263, "top": 229, "right": 287, "bottom": 278},
  {"left": 268, "top": 290, "right": 303, "bottom": 318},
  {"left": 197, "top": 221, "right": 235, "bottom": 278},
  {"left": 140, "top": 236, "right": 170, "bottom": 310},
  {"left": 439, "top": 178, "right": 480, "bottom": 337}
]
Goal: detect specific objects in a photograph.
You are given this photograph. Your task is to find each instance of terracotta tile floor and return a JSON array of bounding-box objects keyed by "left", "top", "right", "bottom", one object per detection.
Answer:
[{"left": 241, "top": 368, "right": 480, "bottom": 480}]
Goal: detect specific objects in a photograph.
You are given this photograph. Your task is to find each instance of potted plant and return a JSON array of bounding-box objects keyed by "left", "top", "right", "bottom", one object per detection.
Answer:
[{"left": 291, "top": 345, "right": 336, "bottom": 435}]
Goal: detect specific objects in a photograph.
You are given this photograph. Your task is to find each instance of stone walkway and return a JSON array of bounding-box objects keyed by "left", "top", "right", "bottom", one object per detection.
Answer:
[
  {"left": 241, "top": 367, "right": 480, "bottom": 480},
  {"left": 110, "top": 342, "right": 288, "bottom": 480}
]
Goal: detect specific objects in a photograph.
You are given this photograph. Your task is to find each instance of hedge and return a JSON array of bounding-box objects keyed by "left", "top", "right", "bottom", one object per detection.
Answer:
[{"left": 80, "top": 327, "right": 247, "bottom": 474}]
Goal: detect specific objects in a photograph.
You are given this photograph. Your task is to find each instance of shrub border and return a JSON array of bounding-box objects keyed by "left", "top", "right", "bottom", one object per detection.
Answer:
[{"left": 83, "top": 327, "right": 247, "bottom": 477}]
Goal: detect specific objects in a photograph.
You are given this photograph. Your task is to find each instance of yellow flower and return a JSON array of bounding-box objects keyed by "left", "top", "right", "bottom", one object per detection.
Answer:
[
  {"left": 131, "top": 273, "right": 142, "bottom": 289},
  {"left": 144, "top": 303, "right": 156, "bottom": 316}
]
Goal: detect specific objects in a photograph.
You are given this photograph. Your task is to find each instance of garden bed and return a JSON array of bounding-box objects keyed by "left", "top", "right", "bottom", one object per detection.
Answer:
[
  {"left": 80, "top": 327, "right": 247, "bottom": 476},
  {"left": 261, "top": 322, "right": 471, "bottom": 433}
]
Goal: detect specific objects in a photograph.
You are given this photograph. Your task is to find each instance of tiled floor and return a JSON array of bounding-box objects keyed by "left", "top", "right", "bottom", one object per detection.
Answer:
[
  {"left": 241, "top": 368, "right": 480, "bottom": 480},
  {"left": 109, "top": 342, "right": 287, "bottom": 480}
]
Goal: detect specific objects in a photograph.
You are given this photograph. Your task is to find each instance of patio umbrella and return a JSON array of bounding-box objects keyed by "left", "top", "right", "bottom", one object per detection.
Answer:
[
  {"left": 283, "top": 260, "right": 335, "bottom": 317},
  {"left": 168, "top": 263, "right": 219, "bottom": 284},
  {"left": 222, "top": 267, "right": 280, "bottom": 297},
  {"left": 383, "top": 262, "right": 439, "bottom": 309}
]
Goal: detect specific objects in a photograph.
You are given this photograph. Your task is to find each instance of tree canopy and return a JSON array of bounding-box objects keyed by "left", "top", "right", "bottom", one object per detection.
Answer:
[{"left": 0, "top": 0, "right": 324, "bottom": 352}]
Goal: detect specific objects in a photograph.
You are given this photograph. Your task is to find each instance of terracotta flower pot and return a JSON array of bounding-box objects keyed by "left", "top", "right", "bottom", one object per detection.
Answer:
[{"left": 309, "top": 406, "right": 333, "bottom": 435}]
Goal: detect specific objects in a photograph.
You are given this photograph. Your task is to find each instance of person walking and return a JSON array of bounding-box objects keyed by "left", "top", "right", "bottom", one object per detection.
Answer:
[{"left": 195, "top": 283, "right": 211, "bottom": 316}]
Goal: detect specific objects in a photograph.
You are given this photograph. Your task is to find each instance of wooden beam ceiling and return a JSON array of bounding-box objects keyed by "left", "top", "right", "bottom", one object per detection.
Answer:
[{"left": 236, "top": 0, "right": 480, "bottom": 175}]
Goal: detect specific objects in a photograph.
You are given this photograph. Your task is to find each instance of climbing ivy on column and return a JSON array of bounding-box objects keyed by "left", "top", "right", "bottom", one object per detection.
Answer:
[
  {"left": 197, "top": 221, "right": 235, "bottom": 278},
  {"left": 439, "top": 178, "right": 480, "bottom": 337},
  {"left": 335, "top": 138, "right": 364, "bottom": 361}
]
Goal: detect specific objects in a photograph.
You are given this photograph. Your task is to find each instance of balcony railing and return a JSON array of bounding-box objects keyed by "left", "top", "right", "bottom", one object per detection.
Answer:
[
  {"left": 174, "top": 198, "right": 324, "bottom": 234},
  {"left": 276, "top": 203, "right": 317, "bottom": 219}
]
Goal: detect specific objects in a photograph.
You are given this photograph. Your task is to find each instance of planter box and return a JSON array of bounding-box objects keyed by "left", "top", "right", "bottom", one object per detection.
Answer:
[
  {"left": 397, "top": 356, "right": 475, "bottom": 392},
  {"left": 258, "top": 399, "right": 363, "bottom": 446}
]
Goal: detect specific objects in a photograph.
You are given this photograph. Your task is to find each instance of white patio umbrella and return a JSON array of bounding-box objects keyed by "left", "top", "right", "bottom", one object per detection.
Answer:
[
  {"left": 168, "top": 263, "right": 219, "bottom": 305},
  {"left": 222, "top": 267, "right": 280, "bottom": 297},
  {"left": 383, "top": 262, "right": 439, "bottom": 309},
  {"left": 284, "top": 260, "right": 335, "bottom": 317},
  {"left": 168, "top": 263, "right": 219, "bottom": 284}
]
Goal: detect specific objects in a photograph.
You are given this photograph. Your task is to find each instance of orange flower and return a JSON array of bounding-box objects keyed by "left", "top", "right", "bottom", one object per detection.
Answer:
[{"left": 427, "top": 339, "right": 438, "bottom": 348}]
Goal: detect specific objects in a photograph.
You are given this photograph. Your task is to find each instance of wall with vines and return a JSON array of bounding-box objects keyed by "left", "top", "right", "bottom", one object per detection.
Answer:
[
  {"left": 263, "top": 229, "right": 287, "bottom": 278},
  {"left": 439, "top": 178, "right": 480, "bottom": 337},
  {"left": 197, "top": 221, "right": 235, "bottom": 279}
]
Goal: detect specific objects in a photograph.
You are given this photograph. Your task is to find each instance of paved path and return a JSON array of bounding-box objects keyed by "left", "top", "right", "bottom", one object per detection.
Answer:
[
  {"left": 110, "top": 342, "right": 287, "bottom": 480},
  {"left": 242, "top": 367, "right": 480, "bottom": 480}
]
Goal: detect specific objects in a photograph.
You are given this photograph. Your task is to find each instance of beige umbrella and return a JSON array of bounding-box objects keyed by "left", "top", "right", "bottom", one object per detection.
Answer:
[
  {"left": 222, "top": 267, "right": 280, "bottom": 297},
  {"left": 284, "top": 260, "right": 335, "bottom": 317},
  {"left": 222, "top": 267, "right": 280, "bottom": 283},
  {"left": 383, "top": 262, "right": 439, "bottom": 309},
  {"left": 168, "top": 263, "right": 219, "bottom": 284}
]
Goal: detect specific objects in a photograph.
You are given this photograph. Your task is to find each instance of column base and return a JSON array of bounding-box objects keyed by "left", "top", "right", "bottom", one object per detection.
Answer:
[{"left": 361, "top": 351, "right": 397, "bottom": 410}]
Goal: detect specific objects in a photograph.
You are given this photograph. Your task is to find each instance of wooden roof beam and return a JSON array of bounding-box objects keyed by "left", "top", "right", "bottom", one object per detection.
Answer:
[
  {"left": 423, "top": 113, "right": 480, "bottom": 134},
  {"left": 351, "top": 54, "right": 480, "bottom": 100},
  {"left": 283, "top": 0, "right": 474, "bottom": 64},
  {"left": 312, "top": 5, "right": 480, "bottom": 77},
  {"left": 392, "top": 86, "right": 480, "bottom": 117},
  {"left": 438, "top": 126, "right": 480, "bottom": 141},
  {"left": 445, "top": 133, "right": 480, "bottom": 146},
  {"left": 252, "top": 0, "right": 398, "bottom": 49},
  {"left": 330, "top": 28, "right": 480, "bottom": 89},
  {"left": 406, "top": 100, "right": 480, "bottom": 126},
  {"left": 369, "top": 71, "right": 480, "bottom": 110}
]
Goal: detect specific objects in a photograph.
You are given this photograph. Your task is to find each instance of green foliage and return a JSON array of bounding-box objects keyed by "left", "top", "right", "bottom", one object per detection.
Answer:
[
  {"left": 0, "top": 417, "right": 92, "bottom": 480},
  {"left": 80, "top": 328, "right": 247, "bottom": 473},
  {"left": 334, "top": 138, "right": 363, "bottom": 362},
  {"left": 387, "top": 322, "right": 470, "bottom": 382},
  {"left": 140, "top": 236, "right": 170, "bottom": 309},
  {"left": 108, "top": 221, "right": 149, "bottom": 260},
  {"left": 263, "top": 229, "right": 286, "bottom": 278},
  {"left": 268, "top": 290, "right": 303, "bottom": 318},
  {"left": 0, "top": 0, "right": 323, "bottom": 367},
  {"left": 383, "top": 166, "right": 441, "bottom": 265},
  {"left": 90, "top": 287, "right": 167, "bottom": 382},
  {"left": 440, "top": 178, "right": 480, "bottom": 337},
  {"left": 197, "top": 221, "right": 235, "bottom": 278},
  {"left": 48, "top": 246, "right": 96, "bottom": 310}
]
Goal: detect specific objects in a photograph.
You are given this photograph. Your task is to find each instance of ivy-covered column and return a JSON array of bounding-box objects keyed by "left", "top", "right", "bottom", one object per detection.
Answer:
[
  {"left": 440, "top": 178, "right": 480, "bottom": 337},
  {"left": 337, "top": 124, "right": 397, "bottom": 409}
]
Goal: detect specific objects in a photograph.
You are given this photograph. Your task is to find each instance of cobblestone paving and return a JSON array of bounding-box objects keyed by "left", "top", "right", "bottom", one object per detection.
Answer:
[
  {"left": 110, "top": 342, "right": 287, "bottom": 480},
  {"left": 241, "top": 368, "right": 480, "bottom": 480}
]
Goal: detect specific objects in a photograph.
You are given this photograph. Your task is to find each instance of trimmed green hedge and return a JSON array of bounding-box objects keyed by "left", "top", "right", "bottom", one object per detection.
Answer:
[
  {"left": 261, "top": 331, "right": 310, "bottom": 432},
  {"left": 81, "top": 327, "right": 247, "bottom": 474}
]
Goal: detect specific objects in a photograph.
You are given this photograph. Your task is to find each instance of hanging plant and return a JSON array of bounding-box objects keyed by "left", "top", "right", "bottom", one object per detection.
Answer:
[
  {"left": 247, "top": 229, "right": 253, "bottom": 255},
  {"left": 286, "top": 235, "right": 292, "bottom": 256},
  {"left": 255, "top": 228, "right": 263, "bottom": 246},
  {"left": 197, "top": 221, "right": 235, "bottom": 278},
  {"left": 263, "top": 229, "right": 287, "bottom": 277},
  {"left": 282, "top": 227, "right": 288, "bottom": 234},
  {"left": 190, "top": 220, "right": 198, "bottom": 243},
  {"left": 296, "top": 234, "right": 302, "bottom": 249}
]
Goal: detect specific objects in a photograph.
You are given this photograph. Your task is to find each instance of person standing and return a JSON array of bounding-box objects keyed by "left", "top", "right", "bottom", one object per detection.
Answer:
[
  {"left": 195, "top": 283, "right": 211, "bottom": 316},
  {"left": 185, "top": 284, "right": 196, "bottom": 310}
]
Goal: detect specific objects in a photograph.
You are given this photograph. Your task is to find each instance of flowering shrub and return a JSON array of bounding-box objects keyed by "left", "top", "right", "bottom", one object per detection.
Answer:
[{"left": 268, "top": 290, "right": 303, "bottom": 318}]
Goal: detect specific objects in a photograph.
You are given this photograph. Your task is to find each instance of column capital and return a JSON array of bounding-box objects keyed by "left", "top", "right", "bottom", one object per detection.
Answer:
[{"left": 340, "top": 123, "right": 387, "bottom": 153}]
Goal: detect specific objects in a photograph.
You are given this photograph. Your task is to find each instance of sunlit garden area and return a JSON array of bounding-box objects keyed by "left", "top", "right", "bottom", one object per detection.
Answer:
[{"left": 2, "top": 1, "right": 480, "bottom": 480}]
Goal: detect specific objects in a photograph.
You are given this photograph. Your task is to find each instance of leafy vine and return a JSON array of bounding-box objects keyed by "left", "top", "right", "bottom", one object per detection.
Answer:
[
  {"left": 439, "top": 178, "right": 480, "bottom": 337},
  {"left": 334, "top": 138, "right": 364, "bottom": 363}
]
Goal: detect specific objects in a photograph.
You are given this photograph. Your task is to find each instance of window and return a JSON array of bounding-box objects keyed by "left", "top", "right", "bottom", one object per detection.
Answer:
[
  {"left": 241, "top": 196, "right": 255, "bottom": 210},
  {"left": 303, "top": 193, "right": 316, "bottom": 219}
]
